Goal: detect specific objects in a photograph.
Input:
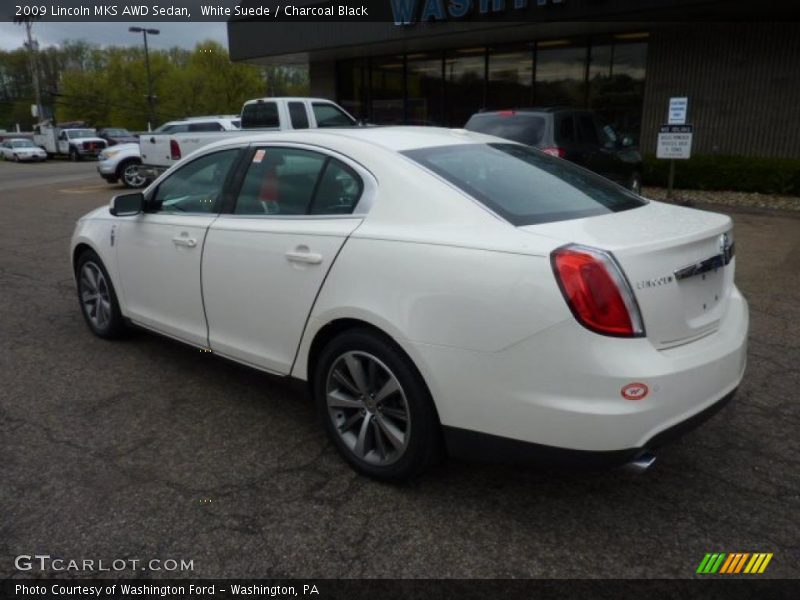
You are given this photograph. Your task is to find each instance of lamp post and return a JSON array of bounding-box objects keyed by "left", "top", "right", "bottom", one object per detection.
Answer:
[{"left": 129, "top": 26, "right": 159, "bottom": 130}]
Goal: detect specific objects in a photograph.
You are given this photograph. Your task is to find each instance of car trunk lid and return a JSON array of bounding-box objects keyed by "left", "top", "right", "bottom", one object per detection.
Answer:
[{"left": 520, "top": 201, "right": 735, "bottom": 348}]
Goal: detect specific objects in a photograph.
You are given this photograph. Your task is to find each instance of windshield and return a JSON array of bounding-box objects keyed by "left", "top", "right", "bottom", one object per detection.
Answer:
[
  {"left": 465, "top": 114, "right": 547, "bottom": 146},
  {"left": 68, "top": 130, "right": 97, "bottom": 139},
  {"left": 12, "top": 140, "right": 36, "bottom": 148},
  {"left": 403, "top": 143, "right": 646, "bottom": 226},
  {"left": 104, "top": 128, "right": 131, "bottom": 136}
]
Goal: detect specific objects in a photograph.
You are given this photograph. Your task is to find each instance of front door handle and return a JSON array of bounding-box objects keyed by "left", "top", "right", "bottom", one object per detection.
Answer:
[
  {"left": 286, "top": 248, "right": 323, "bottom": 265},
  {"left": 172, "top": 235, "right": 197, "bottom": 248}
]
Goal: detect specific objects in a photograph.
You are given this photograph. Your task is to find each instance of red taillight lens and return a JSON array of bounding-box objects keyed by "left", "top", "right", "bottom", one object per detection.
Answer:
[
  {"left": 170, "top": 140, "right": 181, "bottom": 161},
  {"left": 498, "top": 110, "right": 516, "bottom": 117},
  {"left": 541, "top": 146, "right": 565, "bottom": 158},
  {"left": 551, "top": 245, "right": 644, "bottom": 338}
]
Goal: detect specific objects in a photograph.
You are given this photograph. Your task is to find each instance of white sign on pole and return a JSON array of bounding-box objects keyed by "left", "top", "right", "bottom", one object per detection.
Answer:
[
  {"left": 668, "top": 97, "right": 688, "bottom": 125},
  {"left": 657, "top": 125, "right": 694, "bottom": 160}
]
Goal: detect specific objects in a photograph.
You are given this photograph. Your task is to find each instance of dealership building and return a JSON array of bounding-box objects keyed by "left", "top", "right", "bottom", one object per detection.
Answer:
[{"left": 228, "top": 0, "right": 800, "bottom": 158}]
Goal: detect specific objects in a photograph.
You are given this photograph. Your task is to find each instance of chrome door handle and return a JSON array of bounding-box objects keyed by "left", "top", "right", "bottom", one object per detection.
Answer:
[
  {"left": 172, "top": 236, "right": 197, "bottom": 248},
  {"left": 286, "top": 250, "right": 323, "bottom": 265}
]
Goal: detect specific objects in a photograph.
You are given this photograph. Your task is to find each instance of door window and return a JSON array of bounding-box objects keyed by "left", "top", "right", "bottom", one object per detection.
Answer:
[
  {"left": 151, "top": 149, "right": 240, "bottom": 214},
  {"left": 234, "top": 148, "right": 364, "bottom": 216},
  {"left": 312, "top": 103, "right": 355, "bottom": 127}
]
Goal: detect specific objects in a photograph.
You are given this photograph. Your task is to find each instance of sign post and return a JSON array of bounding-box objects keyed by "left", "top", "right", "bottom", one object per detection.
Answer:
[{"left": 659, "top": 97, "right": 692, "bottom": 199}]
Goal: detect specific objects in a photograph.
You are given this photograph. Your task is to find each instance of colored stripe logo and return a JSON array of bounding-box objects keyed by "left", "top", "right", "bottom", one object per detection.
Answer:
[{"left": 696, "top": 553, "right": 773, "bottom": 574}]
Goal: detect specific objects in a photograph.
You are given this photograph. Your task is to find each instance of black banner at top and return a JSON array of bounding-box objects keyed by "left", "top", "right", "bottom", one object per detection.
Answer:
[{"left": 4, "top": 0, "right": 800, "bottom": 23}]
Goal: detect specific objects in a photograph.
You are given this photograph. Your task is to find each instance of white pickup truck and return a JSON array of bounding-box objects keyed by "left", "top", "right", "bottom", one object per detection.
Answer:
[
  {"left": 138, "top": 98, "right": 357, "bottom": 180},
  {"left": 33, "top": 124, "right": 108, "bottom": 161}
]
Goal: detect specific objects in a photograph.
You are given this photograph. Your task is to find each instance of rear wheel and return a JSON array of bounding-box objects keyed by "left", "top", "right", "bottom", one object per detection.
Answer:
[
  {"left": 313, "top": 329, "right": 440, "bottom": 482},
  {"left": 76, "top": 250, "right": 126, "bottom": 339}
]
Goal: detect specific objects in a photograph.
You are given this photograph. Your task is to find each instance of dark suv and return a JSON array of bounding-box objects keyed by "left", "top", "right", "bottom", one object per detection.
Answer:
[{"left": 465, "top": 108, "right": 643, "bottom": 194}]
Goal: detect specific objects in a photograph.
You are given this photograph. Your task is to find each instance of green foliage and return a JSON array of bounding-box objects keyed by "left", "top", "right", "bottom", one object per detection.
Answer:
[
  {"left": 1, "top": 38, "right": 310, "bottom": 131},
  {"left": 644, "top": 155, "right": 800, "bottom": 196}
]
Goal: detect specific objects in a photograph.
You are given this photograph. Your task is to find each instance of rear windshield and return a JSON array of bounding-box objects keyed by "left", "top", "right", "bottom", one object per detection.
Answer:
[
  {"left": 241, "top": 102, "right": 279, "bottom": 128},
  {"left": 465, "top": 114, "right": 546, "bottom": 146},
  {"left": 403, "top": 143, "right": 645, "bottom": 226}
]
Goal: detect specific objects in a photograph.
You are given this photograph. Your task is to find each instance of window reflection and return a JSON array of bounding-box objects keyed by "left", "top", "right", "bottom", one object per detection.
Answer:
[
  {"left": 445, "top": 48, "right": 485, "bottom": 127},
  {"left": 488, "top": 45, "right": 534, "bottom": 110},
  {"left": 371, "top": 56, "right": 405, "bottom": 124},
  {"left": 535, "top": 43, "right": 588, "bottom": 108},
  {"left": 407, "top": 52, "right": 444, "bottom": 126}
]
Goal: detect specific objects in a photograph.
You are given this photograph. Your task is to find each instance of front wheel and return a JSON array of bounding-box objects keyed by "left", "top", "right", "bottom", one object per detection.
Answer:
[
  {"left": 76, "top": 250, "right": 126, "bottom": 339},
  {"left": 119, "top": 159, "right": 146, "bottom": 188},
  {"left": 313, "top": 329, "right": 440, "bottom": 482},
  {"left": 69, "top": 147, "right": 80, "bottom": 162}
]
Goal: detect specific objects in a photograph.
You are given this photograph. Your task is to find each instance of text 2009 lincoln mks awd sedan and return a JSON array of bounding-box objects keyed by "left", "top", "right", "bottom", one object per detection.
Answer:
[{"left": 70, "top": 127, "right": 748, "bottom": 481}]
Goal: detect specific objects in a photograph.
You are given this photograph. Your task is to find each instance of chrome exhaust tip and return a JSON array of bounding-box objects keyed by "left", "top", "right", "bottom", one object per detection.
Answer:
[{"left": 623, "top": 451, "right": 656, "bottom": 474}]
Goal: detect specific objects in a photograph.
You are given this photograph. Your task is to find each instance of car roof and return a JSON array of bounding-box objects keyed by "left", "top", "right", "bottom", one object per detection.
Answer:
[
  {"left": 199, "top": 127, "right": 503, "bottom": 154},
  {"left": 243, "top": 97, "right": 338, "bottom": 105},
  {"left": 471, "top": 107, "right": 582, "bottom": 116}
]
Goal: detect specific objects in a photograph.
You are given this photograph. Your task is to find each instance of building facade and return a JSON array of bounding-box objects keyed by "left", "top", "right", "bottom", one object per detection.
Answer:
[{"left": 228, "top": 1, "right": 800, "bottom": 158}]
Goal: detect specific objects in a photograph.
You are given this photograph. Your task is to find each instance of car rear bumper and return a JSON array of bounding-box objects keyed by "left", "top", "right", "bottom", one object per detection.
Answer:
[{"left": 412, "top": 286, "right": 748, "bottom": 457}]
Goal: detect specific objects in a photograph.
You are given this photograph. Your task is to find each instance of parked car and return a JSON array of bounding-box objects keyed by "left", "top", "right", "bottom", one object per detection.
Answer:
[
  {"left": 465, "top": 108, "right": 644, "bottom": 194},
  {"left": 138, "top": 115, "right": 242, "bottom": 180},
  {"left": 33, "top": 124, "right": 107, "bottom": 160},
  {"left": 1, "top": 138, "right": 47, "bottom": 162},
  {"left": 98, "top": 127, "right": 139, "bottom": 146},
  {"left": 139, "top": 98, "right": 356, "bottom": 181},
  {"left": 71, "top": 128, "right": 747, "bottom": 481},
  {"left": 97, "top": 143, "right": 147, "bottom": 188}
]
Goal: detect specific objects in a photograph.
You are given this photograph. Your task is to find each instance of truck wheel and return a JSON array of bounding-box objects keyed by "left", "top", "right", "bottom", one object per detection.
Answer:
[
  {"left": 69, "top": 147, "right": 80, "bottom": 162},
  {"left": 118, "top": 159, "right": 147, "bottom": 188}
]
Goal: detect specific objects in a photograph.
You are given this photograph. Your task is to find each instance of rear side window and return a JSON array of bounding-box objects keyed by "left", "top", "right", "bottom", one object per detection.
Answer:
[
  {"left": 312, "top": 103, "right": 355, "bottom": 127},
  {"left": 556, "top": 115, "right": 575, "bottom": 143},
  {"left": 241, "top": 102, "right": 279, "bottom": 128},
  {"left": 403, "top": 143, "right": 645, "bottom": 226},
  {"left": 289, "top": 102, "right": 310, "bottom": 129},
  {"left": 464, "top": 114, "right": 546, "bottom": 146},
  {"left": 577, "top": 114, "right": 599, "bottom": 145},
  {"left": 189, "top": 122, "right": 224, "bottom": 132}
]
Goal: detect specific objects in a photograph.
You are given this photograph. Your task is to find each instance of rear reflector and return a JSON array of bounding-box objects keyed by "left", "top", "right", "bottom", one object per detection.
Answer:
[
  {"left": 170, "top": 140, "right": 181, "bottom": 161},
  {"left": 541, "top": 147, "right": 566, "bottom": 158},
  {"left": 551, "top": 244, "right": 645, "bottom": 338}
]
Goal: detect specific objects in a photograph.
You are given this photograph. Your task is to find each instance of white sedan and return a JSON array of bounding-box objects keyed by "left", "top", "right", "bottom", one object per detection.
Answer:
[
  {"left": 1, "top": 138, "right": 47, "bottom": 161},
  {"left": 70, "top": 128, "right": 748, "bottom": 481}
]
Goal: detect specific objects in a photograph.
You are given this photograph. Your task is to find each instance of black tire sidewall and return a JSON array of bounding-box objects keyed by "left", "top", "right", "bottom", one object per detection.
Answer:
[
  {"left": 75, "top": 250, "right": 125, "bottom": 339},
  {"left": 313, "top": 329, "right": 440, "bottom": 482}
]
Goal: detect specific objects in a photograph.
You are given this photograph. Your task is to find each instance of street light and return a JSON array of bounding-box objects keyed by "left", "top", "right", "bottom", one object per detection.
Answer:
[{"left": 129, "top": 26, "right": 160, "bottom": 130}]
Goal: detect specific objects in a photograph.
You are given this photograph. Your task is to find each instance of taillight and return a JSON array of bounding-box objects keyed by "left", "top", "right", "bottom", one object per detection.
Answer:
[
  {"left": 551, "top": 245, "right": 645, "bottom": 338},
  {"left": 170, "top": 140, "right": 181, "bottom": 161},
  {"left": 498, "top": 110, "right": 516, "bottom": 117},
  {"left": 541, "top": 146, "right": 565, "bottom": 158}
]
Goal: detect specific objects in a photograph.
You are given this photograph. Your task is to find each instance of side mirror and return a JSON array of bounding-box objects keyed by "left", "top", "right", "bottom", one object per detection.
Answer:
[
  {"left": 621, "top": 136, "right": 634, "bottom": 148},
  {"left": 109, "top": 192, "right": 144, "bottom": 216}
]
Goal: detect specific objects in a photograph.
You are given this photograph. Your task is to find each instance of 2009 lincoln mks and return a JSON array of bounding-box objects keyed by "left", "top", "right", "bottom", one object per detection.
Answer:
[{"left": 71, "top": 128, "right": 748, "bottom": 481}]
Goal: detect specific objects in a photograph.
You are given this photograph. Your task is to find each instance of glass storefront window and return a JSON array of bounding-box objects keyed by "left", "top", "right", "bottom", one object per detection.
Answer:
[
  {"left": 337, "top": 59, "right": 369, "bottom": 122},
  {"left": 488, "top": 45, "right": 534, "bottom": 110},
  {"left": 588, "top": 38, "right": 648, "bottom": 141},
  {"left": 371, "top": 55, "right": 405, "bottom": 125},
  {"left": 535, "top": 42, "right": 587, "bottom": 108},
  {"left": 407, "top": 52, "right": 444, "bottom": 126},
  {"left": 445, "top": 48, "right": 486, "bottom": 127}
]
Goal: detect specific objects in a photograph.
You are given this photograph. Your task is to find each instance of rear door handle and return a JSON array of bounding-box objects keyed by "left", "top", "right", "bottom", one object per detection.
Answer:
[
  {"left": 286, "top": 249, "right": 323, "bottom": 265},
  {"left": 172, "top": 236, "right": 197, "bottom": 248}
]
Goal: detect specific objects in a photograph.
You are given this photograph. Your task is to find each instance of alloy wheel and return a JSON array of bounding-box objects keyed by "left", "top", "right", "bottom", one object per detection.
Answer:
[
  {"left": 122, "top": 162, "right": 146, "bottom": 188},
  {"left": 80, "top": 262, "right": 112, "bottom": 330},
  {"left": 326, "top": 351, "right": 411, "bottom": 466}
]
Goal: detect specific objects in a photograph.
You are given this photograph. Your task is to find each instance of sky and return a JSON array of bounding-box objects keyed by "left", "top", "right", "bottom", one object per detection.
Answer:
[{"left": 0, "top": 22, "right": 229, "bottom": 52}]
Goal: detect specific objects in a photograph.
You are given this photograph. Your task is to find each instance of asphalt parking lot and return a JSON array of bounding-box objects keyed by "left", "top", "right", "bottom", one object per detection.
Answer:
[{"left": 1, "top": 159, "right": 798, "bottom": 579}]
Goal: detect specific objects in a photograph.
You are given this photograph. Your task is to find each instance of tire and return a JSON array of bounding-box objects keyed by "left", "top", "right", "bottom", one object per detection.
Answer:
[
  {"left": 75, "top": 250, "right": 126, "bottom": 339},
  {"left": 118, "top": 159, "right": 146, "bottom": 188},
  {"left": 69, "top": 147, "right": 80, "bottom": 162},
  {"left": 13, "top": 154, "right": 20, "bottom": 162},
  {"left": 629, "top": 171, "right": 643, "bottom": 195},
  {"left": 313, "top": 328, "right": 440, "bottom": 482}
]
